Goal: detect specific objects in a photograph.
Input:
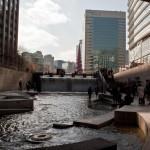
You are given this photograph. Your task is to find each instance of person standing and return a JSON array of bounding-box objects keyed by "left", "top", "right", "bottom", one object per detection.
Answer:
[
  {"left": 88, "top": 87, "right": 93, "bottom": 101},
  {"left": 144, "top": 80, "right": 150, "bottom": 105},
  {"left": 19, "top": 80, "right": 23, "bottom": 91},
  {"left": 95, "top": 86, "right": 99, "bottom": 99},
  {"left": 137, "top": 82, "right": 145, "bottom": 105}
]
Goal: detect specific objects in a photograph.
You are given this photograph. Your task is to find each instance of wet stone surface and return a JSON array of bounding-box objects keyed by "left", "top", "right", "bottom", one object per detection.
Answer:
[{"left": 0, "top": 94, "right": 145, "bottom": 150}]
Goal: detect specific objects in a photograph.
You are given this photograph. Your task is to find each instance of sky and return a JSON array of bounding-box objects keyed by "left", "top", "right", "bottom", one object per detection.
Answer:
[{"left": 18, "top": 0, "right": 128, "bottom": 62}]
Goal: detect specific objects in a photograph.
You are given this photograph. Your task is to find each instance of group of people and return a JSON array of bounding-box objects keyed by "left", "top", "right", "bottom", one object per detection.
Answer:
[
  {"left": 19, "top": 80, "right": 32, "bottom": 91},
  {"left": 110, "top": 78, "right": 150, "bottom": 105},
  {"left": 137, "top": 80, "right": 150, "bottom": 105},
  {"left": 87, "top": 75, "right": 150, "bottom": 106}
]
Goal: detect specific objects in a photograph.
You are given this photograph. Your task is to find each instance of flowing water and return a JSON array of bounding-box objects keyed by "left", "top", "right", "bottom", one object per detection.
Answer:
[{"left": 0, "top": 94, "right": 145, "bottom": 150}]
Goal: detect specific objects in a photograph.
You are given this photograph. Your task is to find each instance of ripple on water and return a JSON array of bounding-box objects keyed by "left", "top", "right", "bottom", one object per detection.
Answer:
[{"left": 0, "top": 94, "right": 145, "bottom": 150}]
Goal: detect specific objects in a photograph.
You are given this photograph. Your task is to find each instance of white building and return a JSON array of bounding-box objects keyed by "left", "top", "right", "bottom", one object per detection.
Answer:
[
  {"left": 128, "top": 0, "right": 150, "bottom": 64},
  {"left": 62, "top": 62, "right": 76, "bottom": 73}
]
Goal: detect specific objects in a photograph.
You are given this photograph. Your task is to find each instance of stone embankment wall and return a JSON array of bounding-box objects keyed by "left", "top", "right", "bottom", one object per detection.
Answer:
[
  {"left": 0, "top": 67, "right": 32, "bottom": 91},
  {"left": 114, "top": 64, "right": 150, "bottom": 83},
  {"left": 41, "top": 77, "right": 97, "bottom": 92}
]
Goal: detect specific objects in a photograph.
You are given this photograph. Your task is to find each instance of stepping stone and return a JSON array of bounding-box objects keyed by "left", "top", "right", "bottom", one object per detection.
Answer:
[
  {"left": 53, "top": 122, "right": 74, "bottom": 129},
  {"left": 74, "top": 112, "right": 114, "bottom": 129}
]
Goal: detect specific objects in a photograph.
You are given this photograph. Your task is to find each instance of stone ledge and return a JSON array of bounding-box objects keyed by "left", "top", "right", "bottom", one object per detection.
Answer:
[
  {"left": 0, "top": 109, "right": 33, "bottom": 116},
  {"left": 28, "top": 138, "right": 117, "bottom": 150},
  {"left": 114, "top": 105, "right": 150, "bottom": 150},
  {"left": 0, "top": 92, "right": 34, "bottom": 115}
]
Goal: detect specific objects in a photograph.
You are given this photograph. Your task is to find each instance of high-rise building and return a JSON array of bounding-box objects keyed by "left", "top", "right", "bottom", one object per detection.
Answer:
[
  {"left": 0, "top": 0, "right": 19, "bottom": 68},
  {"left": 76, "top": 40, "right": 83, "bottom": 73},
  {"left": 128, "top": 0, "right": 150, "bottom": 64},
  {"left": 85, "top": 10, "right": 126, "bottom": 73}
]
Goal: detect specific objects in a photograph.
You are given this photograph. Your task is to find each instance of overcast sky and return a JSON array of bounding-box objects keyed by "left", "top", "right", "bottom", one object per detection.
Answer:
[{"left": 19, "top": 0, "right": 128, "bottom": 61}]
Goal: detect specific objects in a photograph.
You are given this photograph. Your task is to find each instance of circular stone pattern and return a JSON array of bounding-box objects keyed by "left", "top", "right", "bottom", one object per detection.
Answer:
[{"left": 26, "top": 133, "right": 52, "bottom": 143}]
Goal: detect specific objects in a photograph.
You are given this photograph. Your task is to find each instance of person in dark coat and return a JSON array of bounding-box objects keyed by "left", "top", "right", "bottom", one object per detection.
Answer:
[
  {"left": 144, "top": 80, "right": 150, "bottom": 105},
  {"left": 95, "top": 86, "right": 99, "bottom": 99},
  {"left": 19, "top": 80, "right": 23, "bottom": 91},
  {"left": 88, "top": 87, "right": 93, "bottom": 101}
]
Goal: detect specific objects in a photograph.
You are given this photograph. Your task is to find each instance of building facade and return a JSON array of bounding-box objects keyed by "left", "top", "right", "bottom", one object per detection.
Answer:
[
  {"left": 32, "top": 51, "right": 44, "bottom": 72},
  {"left": 54, "top": 60, "right": 65, "bottom": 70},
  {"left": 0, "top": 0, "right": 19, "bottom": 68},
  {"left": 44, "top": 54, "right": 54, "bottom": 73},
  {"left": 85, "top": 10, "right": 126, "bottom": 73},
  {"left": 22, "top": 51, "right": 44, "bottom": 73},
  {"left": 125, "top": 50, "right": 129, "bottom": 66},
  {"left": 62, "top": 61, "right": 75, "bottom": 74},
  {"left": 128, "top": 0, "right": 150, "bottom": 64}
]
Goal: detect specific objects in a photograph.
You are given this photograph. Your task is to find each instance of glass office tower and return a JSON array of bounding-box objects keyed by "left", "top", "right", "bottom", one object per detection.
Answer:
[
  {"left": 128, "top": 0, "right": 150, "bottom": 64},
  {"left": 85, "top": 10, "right": 126, "bottom": 73}
]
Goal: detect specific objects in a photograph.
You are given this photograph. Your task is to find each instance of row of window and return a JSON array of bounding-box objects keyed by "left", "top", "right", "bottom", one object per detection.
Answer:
[
  {"left": 129, "top": 37, "right": 150, "bottom": 62},
  {"left": 128, "top": 2, "right": 149, "bottom": 32},
  {"left": 0, "top": 0, "right": 18, "bottom": 11}
]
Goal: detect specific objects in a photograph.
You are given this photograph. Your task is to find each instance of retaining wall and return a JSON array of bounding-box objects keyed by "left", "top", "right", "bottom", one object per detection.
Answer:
[
  {"left": 41, "top": 77, "right": 97, "bottom": 92},
  {"left": 0, "top": 67, "right": 31, "bottom": 91}
]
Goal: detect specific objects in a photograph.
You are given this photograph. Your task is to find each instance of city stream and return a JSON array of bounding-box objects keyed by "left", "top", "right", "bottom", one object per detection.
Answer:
[{"left": 0, "top": 94, "right": 145, "bottom": 150}]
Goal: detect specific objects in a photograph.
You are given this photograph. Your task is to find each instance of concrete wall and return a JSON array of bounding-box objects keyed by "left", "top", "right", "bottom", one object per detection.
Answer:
[
  {"left": 0, "top": 67, "right": 32, "bottom": 91},
  {"left": 41, "top": 77, "right": 97, "bottom": 92}
]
